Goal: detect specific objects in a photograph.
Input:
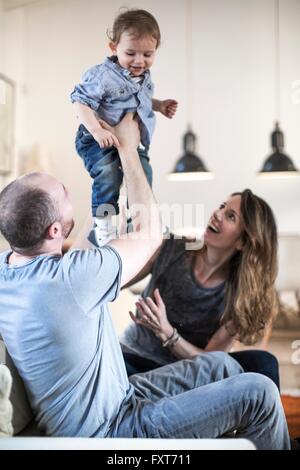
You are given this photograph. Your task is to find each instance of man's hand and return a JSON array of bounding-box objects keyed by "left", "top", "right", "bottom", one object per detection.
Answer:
[{"left": 156, "top": 99, "right": 178, "bottom": 118}]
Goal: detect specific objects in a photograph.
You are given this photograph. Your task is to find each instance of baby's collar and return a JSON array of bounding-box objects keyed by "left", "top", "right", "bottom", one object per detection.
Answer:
[{"left": 105, "top": 56, "right": 149, "bottom": 79}]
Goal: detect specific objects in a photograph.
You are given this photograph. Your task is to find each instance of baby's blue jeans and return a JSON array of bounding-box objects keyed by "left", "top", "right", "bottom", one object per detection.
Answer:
[{"left": 75, "top": 124, "right": 152, "bottom": 216}]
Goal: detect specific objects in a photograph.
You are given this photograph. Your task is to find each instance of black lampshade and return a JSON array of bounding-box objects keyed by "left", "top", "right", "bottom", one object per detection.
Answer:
[
  {"left": 258, "top": 122, "right": 299, "bottom": 176},
  {"left": 168, "top": 128, "right": 213, "bottom": 181}
]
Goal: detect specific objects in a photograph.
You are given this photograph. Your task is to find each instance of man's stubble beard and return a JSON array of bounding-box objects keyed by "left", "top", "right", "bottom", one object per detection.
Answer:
[{"left": 62, "top": 219, "right": 75, "bottom": 239}]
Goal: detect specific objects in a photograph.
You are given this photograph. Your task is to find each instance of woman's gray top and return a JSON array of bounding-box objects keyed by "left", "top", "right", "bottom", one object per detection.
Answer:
[{"left": 120, "top": 235, "right": 226, "bottom": 366}]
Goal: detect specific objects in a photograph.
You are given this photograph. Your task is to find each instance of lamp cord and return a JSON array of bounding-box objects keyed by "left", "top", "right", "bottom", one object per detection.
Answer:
[
  {"left": 274, "top": 0, "right": 281, "bottom": 122},
  {"left": 186, "top": 0, "right": 193, "bottom": 129}
]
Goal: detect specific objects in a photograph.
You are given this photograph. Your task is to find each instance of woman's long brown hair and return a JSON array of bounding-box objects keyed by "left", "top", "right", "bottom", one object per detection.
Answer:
[{"left": 221, "top": 189, "right": 279, "bottom": 344}]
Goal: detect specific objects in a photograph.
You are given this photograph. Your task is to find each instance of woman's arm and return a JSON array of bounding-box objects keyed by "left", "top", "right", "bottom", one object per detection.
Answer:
[
  {"left": 161, "top": 324, "right": 235, "bottom": 360},
  {"left": 132, "top": 291, "right": 202, "bottom": 359},
  {"left": 132, "top": 288, "right": 235, "bottom": 360},
  {"left": 204, "top": 323, "right": 236, "bottom": 353}
]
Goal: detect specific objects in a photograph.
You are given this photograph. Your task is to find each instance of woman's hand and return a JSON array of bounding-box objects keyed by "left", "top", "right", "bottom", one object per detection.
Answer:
[{"left": 129, "top": 288, "right": 174, "bottom": 342}]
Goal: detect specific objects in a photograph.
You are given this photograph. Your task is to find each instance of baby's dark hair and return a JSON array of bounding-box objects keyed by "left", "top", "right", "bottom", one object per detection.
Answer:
[{"left": 107, "top": 9, "right": 161, "bottom": 47}]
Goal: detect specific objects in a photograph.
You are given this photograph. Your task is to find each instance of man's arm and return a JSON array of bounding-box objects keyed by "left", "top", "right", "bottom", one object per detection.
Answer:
[{"left": 108, "top": 114, "right": 162, "bottom": 287}]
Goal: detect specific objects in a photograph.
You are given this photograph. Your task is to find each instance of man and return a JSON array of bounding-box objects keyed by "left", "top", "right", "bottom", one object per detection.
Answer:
[{"left": 0, "top": 114, "right": 290, "bottom": 449}]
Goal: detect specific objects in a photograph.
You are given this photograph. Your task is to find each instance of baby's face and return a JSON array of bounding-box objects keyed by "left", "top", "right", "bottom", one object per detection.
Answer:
[{"left": 109, "top": 30, "right": 157, "bottom": 76}]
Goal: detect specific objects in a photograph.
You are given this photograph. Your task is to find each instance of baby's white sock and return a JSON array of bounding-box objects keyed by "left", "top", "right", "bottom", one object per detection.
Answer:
[{"left": 93, "top": 215, "right": 118, "bottom": 246}]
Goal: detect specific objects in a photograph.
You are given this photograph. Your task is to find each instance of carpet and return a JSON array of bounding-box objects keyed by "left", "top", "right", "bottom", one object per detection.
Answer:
[{"left": 281, "top": 394, "right": 300, "bottom": 438}]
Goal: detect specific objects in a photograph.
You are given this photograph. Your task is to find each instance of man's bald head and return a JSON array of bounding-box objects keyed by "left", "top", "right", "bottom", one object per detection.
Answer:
[
  {"left": 18, "top": 172, "right": 63, "bottom": 193},
  {"left": 0, "top": 173, "right": 61, "bottom": 253}
]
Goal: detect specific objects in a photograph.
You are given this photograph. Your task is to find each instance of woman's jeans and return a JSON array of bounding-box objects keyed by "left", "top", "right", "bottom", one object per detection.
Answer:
[
  {"left": 123, "top": 349, "right": 280, "bottom": 390},
  {"left": 112, "top": 352, "right": 290, "bottom": 449},
  {"left": 75, "top": 124, "right": 153, "bottom": 217}
]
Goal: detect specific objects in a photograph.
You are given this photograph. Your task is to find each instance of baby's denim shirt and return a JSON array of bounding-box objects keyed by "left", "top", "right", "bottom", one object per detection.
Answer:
[{"left": 70, "top": 56, "right": 155, "bottom": 148}]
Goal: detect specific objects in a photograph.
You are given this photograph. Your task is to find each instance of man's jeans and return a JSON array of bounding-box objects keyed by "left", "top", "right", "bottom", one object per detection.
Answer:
[
  {"left": 123, "top": 349, "right": 281, "bottom": 390},
  {"left": 75, "top": 125, "right": 153, "bottom": 217},
  {"left": 111, "top": 352, "right": 290, "bottom": 450}
]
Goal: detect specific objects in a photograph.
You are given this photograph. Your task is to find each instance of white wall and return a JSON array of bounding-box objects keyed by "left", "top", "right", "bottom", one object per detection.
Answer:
[
  {"left": 0, "top": 0, "right": 3, "bottom": 64},
  {"left": 2, "top": 0, "right": 42, "bottom": 9},
  {"left": 0, "top": 0, "right": 6, "bottom": 188},
  {"left": 1, "top": 0, "right": 300, "bottom": 234},
  {"left": 0, "top": 0, "right": 25, "bottom": 182}
]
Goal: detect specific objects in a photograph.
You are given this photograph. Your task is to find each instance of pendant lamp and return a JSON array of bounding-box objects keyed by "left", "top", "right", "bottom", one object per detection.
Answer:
[
  {"left": 168, "top": 0, "right": 214, "bottom": 181},
  {"left": 258, "top": 0, "right": 299, "bottom": 177},
  {"left": 168, "top": 125, "right": 213, "bottom": 181},
  {"left": 259, "top": 121, "right": 298, "bottom": 176}
]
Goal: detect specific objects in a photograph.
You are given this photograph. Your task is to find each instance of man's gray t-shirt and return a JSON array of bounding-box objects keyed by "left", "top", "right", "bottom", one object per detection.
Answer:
[{"left": 0, "top": 246, "right": 134, "bottom": 436}]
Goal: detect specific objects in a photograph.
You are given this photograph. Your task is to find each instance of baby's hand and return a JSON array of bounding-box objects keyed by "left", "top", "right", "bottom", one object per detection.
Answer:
[
  {"left": 95, "top": 127, "right": 119, "bottom": 148},
  {"left": 159, "top": 99, "right": 178, "bottom": 119}
]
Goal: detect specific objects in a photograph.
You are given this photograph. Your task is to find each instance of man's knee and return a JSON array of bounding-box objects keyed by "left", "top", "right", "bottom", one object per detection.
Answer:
[
  {"left": 241, "top": 372, "right": 280, "bottom": 402},
  {"left": 205, "top": 351, "right": 230, "bottom": 363},
  {"left": 195, "top": 351, "right": 243, "bottom": 375}
]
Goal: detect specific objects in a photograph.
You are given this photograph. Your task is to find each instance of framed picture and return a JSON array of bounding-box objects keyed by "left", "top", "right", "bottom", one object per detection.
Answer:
[{"left": 0, "top": 73, "right": 15, "bottom": 175}]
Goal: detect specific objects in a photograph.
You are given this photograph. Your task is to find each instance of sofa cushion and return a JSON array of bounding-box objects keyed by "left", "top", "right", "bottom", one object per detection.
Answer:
[
  {"left": 0, "top": 338, "right": 34, "bottom": 435},
  {"left": 0, "top": 364, "right": 13, "bottom": 437}
]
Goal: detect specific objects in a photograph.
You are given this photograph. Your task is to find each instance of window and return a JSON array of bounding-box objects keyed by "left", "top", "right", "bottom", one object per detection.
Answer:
[{"left": 0, "top": 74, "right": 14, "bottom": 175}]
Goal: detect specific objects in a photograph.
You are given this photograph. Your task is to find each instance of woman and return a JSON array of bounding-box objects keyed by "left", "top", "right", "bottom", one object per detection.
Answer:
[{"left": 121, "top": 189, "right": 280, "bottom": 388}]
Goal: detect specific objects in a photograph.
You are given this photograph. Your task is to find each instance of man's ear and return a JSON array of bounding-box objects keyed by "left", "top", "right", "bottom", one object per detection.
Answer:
[
  {"left": 47, "top": 221, "right": 62, "bottom": 240},
  {"left": 109, "top": 41, "right": 117, "bottom": 54}
]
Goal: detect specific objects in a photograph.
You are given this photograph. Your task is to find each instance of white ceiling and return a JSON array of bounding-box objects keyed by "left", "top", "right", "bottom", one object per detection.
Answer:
[{"left": 3, "top": 0, "right": 44, "bottom": 11}]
